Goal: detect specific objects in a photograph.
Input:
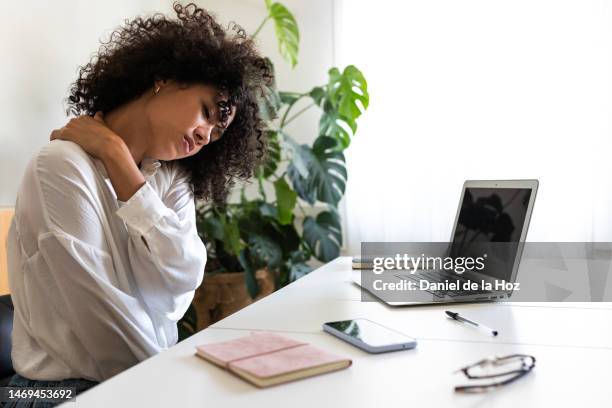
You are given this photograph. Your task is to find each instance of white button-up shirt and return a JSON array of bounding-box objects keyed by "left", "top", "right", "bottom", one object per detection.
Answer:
[{"left": 7, "top": 140, "right": 206, "bottom": 382}]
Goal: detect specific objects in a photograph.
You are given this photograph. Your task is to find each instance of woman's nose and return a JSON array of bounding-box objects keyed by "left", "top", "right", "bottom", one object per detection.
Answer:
[{"left": 194, "top": 126, "right": 212, "bottom": 146}]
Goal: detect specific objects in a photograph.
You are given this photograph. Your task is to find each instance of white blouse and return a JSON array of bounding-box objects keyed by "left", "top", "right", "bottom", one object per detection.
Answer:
[{"left": 7, "top": 140, "right": 206, "bottom": 382}]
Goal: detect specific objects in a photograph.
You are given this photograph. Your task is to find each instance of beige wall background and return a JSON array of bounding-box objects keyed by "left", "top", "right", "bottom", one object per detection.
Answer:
[{"left": 0, "top": 0, "right": 335, "bottom": 207}]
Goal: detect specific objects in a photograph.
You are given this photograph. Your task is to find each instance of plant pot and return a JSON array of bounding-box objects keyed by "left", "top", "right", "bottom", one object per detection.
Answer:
[{"left": 192, "top": 268, "right": 275, "bottom": 330}]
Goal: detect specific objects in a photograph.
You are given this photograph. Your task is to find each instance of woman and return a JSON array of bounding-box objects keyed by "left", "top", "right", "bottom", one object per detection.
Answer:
[{"left": 5, "top": 2, "right": 269, "bottom": 400}]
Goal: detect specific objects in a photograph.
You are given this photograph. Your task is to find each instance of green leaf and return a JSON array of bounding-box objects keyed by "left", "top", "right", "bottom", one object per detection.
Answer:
[
  {"left": 239, "top": 249, "right": 259, "bottom": 298},
  {"left": 303, "top": 210, "right": 342, "bottom": 262},
  {"left": 282, "top": 134, "right": 309, "bottom": 178},
  {"left": 257, "top": 58, "right": 281, "bottom": 121},
  {"left": 259, "top": 202, "right": 278, "bottom": 219},
  {"left": 279, "top": 91, "right": 302, "bottom": 105},
  {"left": 256, "top": 130, "right": 281, "bottom": 179},
  {"left": 202, "top": 214, "right": 224, "bottom": 241},
  {"left": 328, "top": 65, "right": 369, "bottom": 118},
  {"left": 248, "top": 234, "right": 283, "bottom": 269},
  {"left": 273, "top": 178, "right": 297, "bottom": 225},
  {"left": 223, "top": 216, "right": 243, "bottom": 257},
  {"left": 289, "top": 249, "right": 309, "bottom": 264},
  {"left": 309, "top": 86, "right": 326, "bottom": 106},
  {"left": 319, "top": 110, "right": 357, "bottom": 151},
  {"left": 289, "top": 262, "right": 313, "bottom": 281},
  {"left": 239, "top": 206, "right": 300, "bottom": 259},
  {"left": 317, "top": 66, "right": 369, "bottom": 149},
  {"left": 272, "top": 223, "right": 301, "bottom": 256},
  {"left": 267, "top": 2, "right": 300, "bottom": 67},
  {"left": 287, "top": 136, "right": 347, "bottom": 205}
]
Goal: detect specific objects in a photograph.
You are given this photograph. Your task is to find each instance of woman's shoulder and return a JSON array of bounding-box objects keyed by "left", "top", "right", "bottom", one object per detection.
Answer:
[
  {"left": 15, "top": 141, "right": 99, "bottom": 225},
  {"left": 37, "top": 140, "right": 92, "bottom": 166},
  {"left": 32, "top": 140, "right": 97, "bottom": 181}
]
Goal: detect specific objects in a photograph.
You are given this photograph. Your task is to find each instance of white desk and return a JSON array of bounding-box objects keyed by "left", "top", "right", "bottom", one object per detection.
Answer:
[{"left": 72, "top": 257, "right": 612, "bottom": 407}]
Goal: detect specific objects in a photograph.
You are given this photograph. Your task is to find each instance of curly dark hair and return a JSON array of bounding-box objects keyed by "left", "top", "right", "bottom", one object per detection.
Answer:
[{"left": 66, "top": 2, "right": 272, "bottom": 203}]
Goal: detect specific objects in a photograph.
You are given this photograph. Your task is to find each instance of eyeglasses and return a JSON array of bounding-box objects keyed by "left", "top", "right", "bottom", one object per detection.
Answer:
[{"left": 454, "top": 354, "right": 536, "bottom": 393}]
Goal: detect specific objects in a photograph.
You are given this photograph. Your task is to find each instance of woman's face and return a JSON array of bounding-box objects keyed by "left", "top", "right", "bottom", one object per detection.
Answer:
[{"left": 144, "top": 81, "right": 236, "bottom": 161}]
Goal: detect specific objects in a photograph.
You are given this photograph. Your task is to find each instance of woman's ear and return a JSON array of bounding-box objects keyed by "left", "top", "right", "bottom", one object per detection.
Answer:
[{"left": 153, "top": 79, "right": 169, "bottom": 90}]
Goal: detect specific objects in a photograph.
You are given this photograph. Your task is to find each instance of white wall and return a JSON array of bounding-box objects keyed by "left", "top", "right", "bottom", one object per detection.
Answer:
[
  {"left": 335, "top": 0, "right": 612, "bottom": 250},
  {"left": 0, "top": 0, "right": 334, "bottom": 206}
]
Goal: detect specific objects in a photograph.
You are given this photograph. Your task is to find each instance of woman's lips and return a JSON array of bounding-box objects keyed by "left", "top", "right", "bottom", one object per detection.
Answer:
[{"left": 183, "top": 135, "right": 194, "bottom": 154}]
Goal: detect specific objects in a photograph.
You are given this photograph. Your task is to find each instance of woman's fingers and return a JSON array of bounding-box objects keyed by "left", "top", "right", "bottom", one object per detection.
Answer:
[
  {"left": 50, "top": 128, "right": 62, "bottom": 141},
  {"left": 47, "top": 114, "right": 116, "bottom": 158}
]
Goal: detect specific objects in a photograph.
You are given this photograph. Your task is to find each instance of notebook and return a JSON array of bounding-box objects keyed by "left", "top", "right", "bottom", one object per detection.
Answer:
[{"left": 195, "top": 332, "right": 352, "bottom": 388}]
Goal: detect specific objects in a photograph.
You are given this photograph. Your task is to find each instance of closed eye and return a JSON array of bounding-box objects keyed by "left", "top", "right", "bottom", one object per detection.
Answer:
[{"left": 202, "top": 100, "right": 230, "bottom": 142}]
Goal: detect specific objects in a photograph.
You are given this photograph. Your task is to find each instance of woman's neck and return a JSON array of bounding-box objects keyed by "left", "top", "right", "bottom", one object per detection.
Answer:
[{"left": 103, "top": 96, "right": 151, "bottom": 166}]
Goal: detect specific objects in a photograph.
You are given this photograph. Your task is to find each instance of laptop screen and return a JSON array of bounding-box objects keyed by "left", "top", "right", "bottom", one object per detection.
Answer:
[{"left": 450, "top": 187, "right": 532, "bottom": 280}]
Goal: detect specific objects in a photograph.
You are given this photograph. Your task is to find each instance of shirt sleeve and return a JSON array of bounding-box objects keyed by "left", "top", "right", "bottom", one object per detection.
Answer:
[{"left": 115, "top": 165, "right": 206, "bottom": 321}]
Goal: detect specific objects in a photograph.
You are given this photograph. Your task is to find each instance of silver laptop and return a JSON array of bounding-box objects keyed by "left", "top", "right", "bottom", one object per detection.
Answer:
[{"left": 353, "top": 180, "right": 539, "bottom": 306}]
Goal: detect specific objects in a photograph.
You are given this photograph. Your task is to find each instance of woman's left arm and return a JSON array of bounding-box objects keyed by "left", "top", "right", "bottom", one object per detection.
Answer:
[{"left": 115, "top": 168, "right": 206, "bottom": 321}]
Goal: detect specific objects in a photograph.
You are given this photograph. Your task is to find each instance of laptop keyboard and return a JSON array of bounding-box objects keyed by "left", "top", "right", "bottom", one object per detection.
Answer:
[{"left": 394, "top": 270, "right": 492, "bottom": 298}]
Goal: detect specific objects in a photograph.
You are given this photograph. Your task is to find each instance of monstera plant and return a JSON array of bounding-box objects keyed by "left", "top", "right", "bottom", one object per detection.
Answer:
[
  {"left": 198, "top": 0, "right": 368, "bottom": 294},
  {"left": 178, "top": 0, "right": 369, "bottom": 339}
]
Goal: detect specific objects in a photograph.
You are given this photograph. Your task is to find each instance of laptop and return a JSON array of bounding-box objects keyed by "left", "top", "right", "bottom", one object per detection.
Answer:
[{"left": 353, "top": 180, "right": 539, "bottom": 306}]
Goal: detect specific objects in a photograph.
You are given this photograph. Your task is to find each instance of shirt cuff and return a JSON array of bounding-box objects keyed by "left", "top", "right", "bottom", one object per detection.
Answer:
[{"left": 116, "top": 182, "right": 170, "bottom": 236}]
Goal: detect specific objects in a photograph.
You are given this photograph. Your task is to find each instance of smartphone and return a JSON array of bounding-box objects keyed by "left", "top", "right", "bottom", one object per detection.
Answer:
[{"left": 322, "top": 318, "right": 417, "bottom": 353}]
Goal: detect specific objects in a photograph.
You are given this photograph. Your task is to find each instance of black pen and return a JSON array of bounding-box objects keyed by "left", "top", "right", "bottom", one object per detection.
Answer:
[{"left": 445, "top": 311, "right": 498, "bottom": 336}]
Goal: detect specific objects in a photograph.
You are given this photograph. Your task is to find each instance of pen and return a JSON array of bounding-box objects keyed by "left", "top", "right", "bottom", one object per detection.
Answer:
[{"left": 445, "top": 311, "right": 498, "bottom": 336}]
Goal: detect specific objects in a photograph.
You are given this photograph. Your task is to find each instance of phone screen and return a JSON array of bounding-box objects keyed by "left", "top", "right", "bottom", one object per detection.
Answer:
[{"left": 325, "top": 319, "right": 414, "bottom": 347}]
